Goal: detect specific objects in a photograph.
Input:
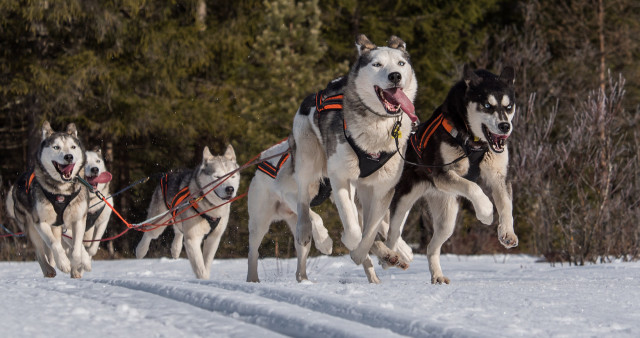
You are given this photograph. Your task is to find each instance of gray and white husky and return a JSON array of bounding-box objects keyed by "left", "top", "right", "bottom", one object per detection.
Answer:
[
  {"left": 135, "top": 145, "right": 240, "bottom": 280},
  {"left": 383, "top": 65, "right": 519, "bottom": 284},
  {"left": 5, "top": 121, "right": 91, "bottom": 278},
  {"left": 82, "top": 148, "right": 113, "bottom": 256},
  {"left": 291, "top": 34, "right": 418, "bottom": 283}
]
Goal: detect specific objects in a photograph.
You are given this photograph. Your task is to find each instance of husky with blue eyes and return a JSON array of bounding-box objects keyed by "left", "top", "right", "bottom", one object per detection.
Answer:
[
  {"left": 290, "top": 34, "right": 419, "bottom": 283},
  {"left": 382, "top": 65, "right": 519, "bottom": 284},
  {"left": 135, "top": 145, "right": 240, "bottom": 280}
]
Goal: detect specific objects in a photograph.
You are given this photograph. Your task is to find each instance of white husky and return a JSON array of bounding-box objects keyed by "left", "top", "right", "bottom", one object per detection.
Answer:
[
  {"left": 5, "top": 122, "right": 91, "bottom": 278},
  {"left": 136, "top": 145, "right": 240, "bottom": 279},
  {"left": 291, "top": 34, "right": 419, "bottom": 283},
  {"left": 82, "top": 149, "right": 113, "bottom": 256}
]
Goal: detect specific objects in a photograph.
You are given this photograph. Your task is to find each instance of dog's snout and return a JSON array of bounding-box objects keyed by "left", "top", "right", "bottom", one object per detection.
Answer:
[
  {"left": 388, "top": 72, "right": 402, "bottom": 85},
  {"left": 498, "top": 122, "right": 511, "bottom": 133},
  {"left": 91, "top": 167, "right": 99, "bottom": 174},
  {"left": 225, "top": 186, "right": 235, "bottom": 196},
  {"left": 64, "top": 154, "right": 74, "bottom": 163}
]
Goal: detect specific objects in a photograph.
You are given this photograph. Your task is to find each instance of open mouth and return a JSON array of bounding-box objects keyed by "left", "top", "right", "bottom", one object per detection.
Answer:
[
  {"left": 374, "top": 86, "right": 418, "bottom": 122},
  {"left": 86, "top": 171, "right": 113, "bottom": 190},
  {"left": 482, "top": 125, "right": 509, "bottom": 153},
  {"left": 53, "top": 161, "right": 75, "bottom": 181}
]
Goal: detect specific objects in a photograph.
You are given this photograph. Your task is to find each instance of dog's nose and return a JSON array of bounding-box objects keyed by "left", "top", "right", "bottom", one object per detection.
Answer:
[
  {"left": 91, "top": 167, "right": 99, "bottom": 174},
  {"left": 388, "top": 72, "right": 402, "bottom": 85},
  {"left": 64, "top": 154, "right": 74, "bottom": 163},
  {"left": 498, "top": 122, "right": 511, "bottom": 133},
  {"left": 225, "top": 186, "right": 235, "bottom": 196}
]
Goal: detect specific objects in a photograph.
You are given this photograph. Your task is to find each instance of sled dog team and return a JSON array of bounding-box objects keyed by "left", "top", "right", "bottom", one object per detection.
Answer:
[{"left": 5, "top": 34, "right": 518, "bottom": 283}]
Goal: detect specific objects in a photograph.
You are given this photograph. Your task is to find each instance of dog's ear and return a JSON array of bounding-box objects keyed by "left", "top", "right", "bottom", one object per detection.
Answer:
[
  {"left": 66, "top": 123, "right": 78, "bottom": 138},
  {"left": 463, "top": 64, "right": 482, "bottom": 87},
  {"left": 223, "top": 144, "right": 236, "bottom": 162},
  {"left": 92, "top": 146, "right": 102, "bottom": 155},
  {"left": 202, "top": 146, "right": 213, "bottom": 162},
  {"left": 499, "top": 66, "right": 515, "bottom": 86},
  {"left": 356, "top": 34, "right": 376, "bottom": 55},
  {"left": 387, "top": 36, "right": 406, "bottom": 51},
  {"left": 41, "top": 121, "right": 54, "bottom": 140}
]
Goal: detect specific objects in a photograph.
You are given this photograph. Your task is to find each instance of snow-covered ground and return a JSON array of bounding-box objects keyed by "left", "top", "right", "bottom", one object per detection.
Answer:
[{"left": 1, "top": 254, "right": 638, "bottom": 337}]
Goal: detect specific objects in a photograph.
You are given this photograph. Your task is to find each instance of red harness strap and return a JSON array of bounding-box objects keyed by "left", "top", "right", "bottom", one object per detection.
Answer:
[
  {"left": 160, "top": 174, "right": 192, "bottom": 218},
  {"left": 257, "top": 152, "right": 290, "bottom": 179}
]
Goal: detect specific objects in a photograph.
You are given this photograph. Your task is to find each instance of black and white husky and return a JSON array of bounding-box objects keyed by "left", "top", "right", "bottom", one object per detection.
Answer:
[
  {"left": 291, "top": 34, "right": 418, "bottom": 283},
  {"left": 135, "top": 145, "right": 240, "bottom": 280},
  {"left": 82, "top": 148, "right": 113, "bottom": 256},
  {"left": 384, "top": 65, "right": 519, "bottom": 284},
  {"left": 5, "top": 122, "right": 91, "bottom": 278}
]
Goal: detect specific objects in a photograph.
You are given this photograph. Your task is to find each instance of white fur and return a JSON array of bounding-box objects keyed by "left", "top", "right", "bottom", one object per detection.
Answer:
[{"left": 82, "top": 150, "right": 113, "bottom": 257}]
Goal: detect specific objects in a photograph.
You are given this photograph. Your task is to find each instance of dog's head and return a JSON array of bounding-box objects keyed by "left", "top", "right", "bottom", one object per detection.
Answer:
[
  {"left": 85, "top": 148, "right": 112, "bottom": 191},
  {"left": 352, "top": 34, "right": 418, "bottom": 122},
  {"left": 199, "top": 145, "right": 240, "bottom": 201},
  {"left": 463, "top": 65, "right": 516, "bottom": 153},
  {"left": 39, "top": 121, "right": 86, "bottom": 182}
]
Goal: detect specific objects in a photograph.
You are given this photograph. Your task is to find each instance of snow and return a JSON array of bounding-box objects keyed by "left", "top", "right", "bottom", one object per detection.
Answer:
[{"left": 1, "top": 254, "right": 639, "bottom": 337}]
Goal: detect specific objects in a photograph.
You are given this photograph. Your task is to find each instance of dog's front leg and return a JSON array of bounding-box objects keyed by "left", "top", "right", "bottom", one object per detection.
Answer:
[
  {"left": 485, "top": 172, "right": 518, "bottom": 248},
  {"left": 70, "top": 216, "right": 89, "bottom": 278},
  {"left": 202, "top": 218, "right": 228, "bottom": 279},
  {"left": 184, "top": 231, "right": 208, "bottom": 279},
  {"left": 433, "top": 171, "right": 494, "bottom": 225},
  {"left": 350, "top": 185, "right": 393, "bottom": 266},
  {"left": 329, "top": 176, "right": 361, "bottom": 251},
  {"left": 34, "top": 222, "right": 71, "bottom": 274}
]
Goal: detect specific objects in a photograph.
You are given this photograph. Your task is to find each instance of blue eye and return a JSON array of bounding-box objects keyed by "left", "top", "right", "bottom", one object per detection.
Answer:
[
  {"left": 53, "top": 145, "right": 60, "bottom": 150},
  {"left": 506, "top": 105, "right": 513, "bottom": 110},
  {"left": 398, "top": 61, "right": 405, "bottom": 66},
  {"left": 484, "top": 103, "right": 491, "bottom": 109},
  {"left": 372, "top": 62, "right": 382, "bottom": 67}
]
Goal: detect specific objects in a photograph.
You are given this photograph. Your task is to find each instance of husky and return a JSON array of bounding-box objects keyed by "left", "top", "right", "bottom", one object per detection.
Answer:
[
  {"left": 291, "top": 34, "right": 418, "bottom": 283},
  {"left": 383, "top": 65, "right": 519, "bottom": 284},
  {"left": 82, "top": 148, "right": 113, "bottom": 256},
  {"left": 247, "top": 139, "right": 414, "bottom": 283},
  {"left": 135, "top": 145, "right": 240, "bottom": 280},
  {"left": 5, "top": 122, "right": 91, "bottom": 278}
]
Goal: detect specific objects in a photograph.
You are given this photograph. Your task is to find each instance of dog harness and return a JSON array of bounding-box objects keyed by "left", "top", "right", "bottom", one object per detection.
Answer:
[
  {"left": 315, "top": 90, "right": 397, "bottom": 178},
  {"left": 17, "top": 170, "right": 82, "bottom": 227},
  {"left": 257, "top": 151, "right": 332, "bottom": 207},
  {"left": 85, "top": 205, "right": 106, "bottom": 230},
  {"left": 160, "top": 173, "right": 221, "bottom": 229},
  {"left": 409, "top": 113, "right": 487, "bottom": 181}
]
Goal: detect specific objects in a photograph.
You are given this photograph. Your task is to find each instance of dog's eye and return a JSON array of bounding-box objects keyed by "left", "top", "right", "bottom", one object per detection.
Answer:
[
  {"left": 71, "top": 145, "right": 76, "bottom": 149},
  {"left": 96, "top": 160, "right": 101, "bottom": 163},
  {"left": 506, "top": 104, "right": 513, "bottom": 110},
  {"left": 398, "top": 61, "right": 405, "bottom": 66},
  {"left": 484, "top": 103, "right": 491, "bottom": 109},
  {"left": 53, "top": 145, "right": 60, "bottom": 150},
  {"left": 372, "top": 62, "right": 382, "bottom": 67}
]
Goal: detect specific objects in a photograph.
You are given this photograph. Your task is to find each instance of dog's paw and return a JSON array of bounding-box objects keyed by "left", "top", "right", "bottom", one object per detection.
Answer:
[
  {"left": 395, "top": 238, "right": 414, "bottom": 263},
  {"left": 313, "top": 235, "right": 333, "bottom": 255},
  {"left": 70, "top": 267, "right": 83, "bottom": 279},
  {"left": 55, "top": 255, "right": 71, "bottom": 273},
  {"left": 475, "top": 196, "right": 494, "bottom": 225},
  {"left": 431, "top": 275, "right": 450, "bottom": 285},
  {"left": 499, "top": 231, "right": 519, "bottom": 248},
  {"left": 380, "top": 253, "right": 410, "bottom": 270}
]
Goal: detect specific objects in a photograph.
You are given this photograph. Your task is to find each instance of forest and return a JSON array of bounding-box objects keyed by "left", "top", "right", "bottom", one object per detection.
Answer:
[{"left": 1, "top": 0, "right": 638, "bottom": 265}]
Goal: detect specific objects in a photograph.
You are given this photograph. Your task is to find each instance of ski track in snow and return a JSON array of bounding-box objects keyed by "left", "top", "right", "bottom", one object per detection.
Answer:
[{"left": 1, "top": 254, "right": 639, "bottom": 337}]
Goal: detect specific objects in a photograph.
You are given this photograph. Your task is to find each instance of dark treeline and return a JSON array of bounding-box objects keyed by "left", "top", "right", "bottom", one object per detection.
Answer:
[{"left": 1, "top": 0, "right": 638, "bottom": 264}]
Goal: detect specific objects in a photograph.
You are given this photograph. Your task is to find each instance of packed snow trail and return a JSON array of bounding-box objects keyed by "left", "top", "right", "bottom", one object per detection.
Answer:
[{"left": 1, "top": 254, "right": 639, "bottom": 337}]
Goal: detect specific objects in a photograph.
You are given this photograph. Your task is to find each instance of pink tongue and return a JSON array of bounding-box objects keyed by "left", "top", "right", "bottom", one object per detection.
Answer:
[
  {"left": 60, "top": 163, "right": 75, "bottom": 176},
  {"left": 87, "top": 172, "right": 112, "bottom": 185},
  {"left": 382, "top": 88, "right": 417, "bottom": 122}
]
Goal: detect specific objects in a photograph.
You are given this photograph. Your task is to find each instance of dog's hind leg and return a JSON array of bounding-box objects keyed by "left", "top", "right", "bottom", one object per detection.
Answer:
[
  {"left": 362, "top": 255, "right": 381, "bottom": 284},
  {"left": 310, "top": 210, "right": 332, "bottom": 255},
  {"left": 426, "top": 193, "right": 459, "bottom": 284},
  {"left": 283, "top": 213, "right": 312, "bottom": 282},
  {"left": 171, "top": 227, "right": 183, "bottom": 259},
  {"left": 247, "top": 214, "right": 271, "bottom": 283}
]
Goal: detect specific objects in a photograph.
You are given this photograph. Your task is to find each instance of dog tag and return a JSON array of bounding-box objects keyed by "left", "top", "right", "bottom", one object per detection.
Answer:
[{"left": 56, "top": 196, "right": 64, "bottom": 203}]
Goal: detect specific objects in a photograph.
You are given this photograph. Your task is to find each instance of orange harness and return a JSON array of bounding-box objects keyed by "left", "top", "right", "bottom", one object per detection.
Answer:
[{"left": 160, "top": 173, "right": 220, "bottom": 228}]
